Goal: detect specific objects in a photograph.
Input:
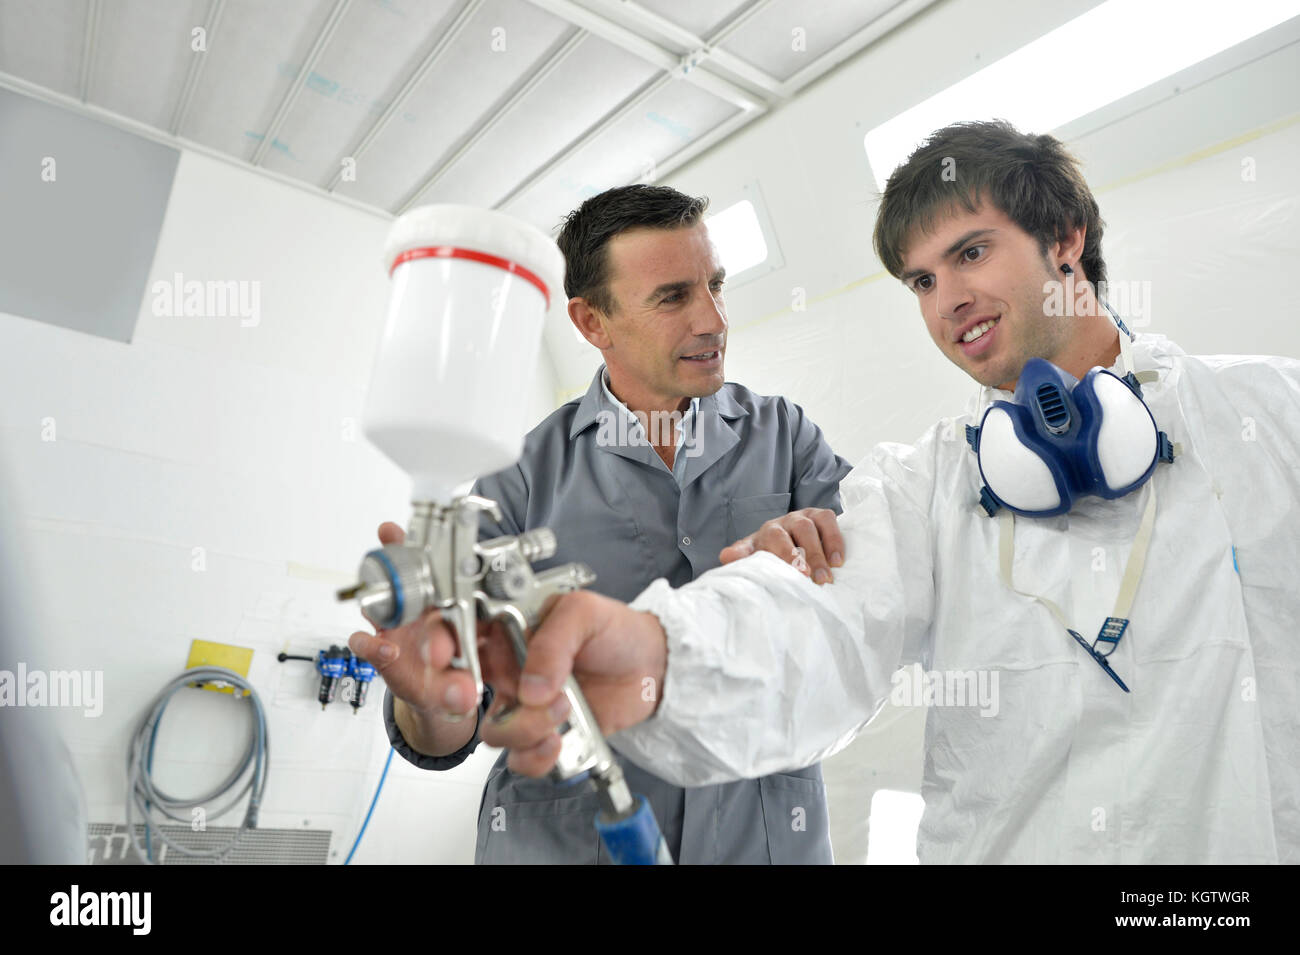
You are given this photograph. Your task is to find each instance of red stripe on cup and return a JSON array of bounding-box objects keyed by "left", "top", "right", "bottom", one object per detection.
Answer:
[{"left": 389, "top": 246, "right": 551, "bottom": 307}]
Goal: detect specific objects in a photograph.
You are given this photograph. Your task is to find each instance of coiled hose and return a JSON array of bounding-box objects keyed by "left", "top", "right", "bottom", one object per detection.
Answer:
[{"left": 126, "top": 666, "right": 269, "bottom": 864}]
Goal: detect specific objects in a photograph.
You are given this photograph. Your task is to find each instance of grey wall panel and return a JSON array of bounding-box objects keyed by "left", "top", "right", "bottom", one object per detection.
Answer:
[{"left": 0, "top": 87, "right": 179, "bottom": 343}]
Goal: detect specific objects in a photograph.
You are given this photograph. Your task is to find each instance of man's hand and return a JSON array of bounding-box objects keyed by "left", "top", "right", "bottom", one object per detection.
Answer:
[
  {"left": 347, "top": 521, "right": 489, "bottom": 757},
  {"left": 476, "top": 589, "right": 668, "bottom": 778},
  {"left": 718, "top": 507, "right": 844, "bottom": 584}
]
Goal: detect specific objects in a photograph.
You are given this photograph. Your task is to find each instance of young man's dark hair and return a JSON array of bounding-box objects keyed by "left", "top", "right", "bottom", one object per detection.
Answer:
[
  {"left": 557, "top": 184, "right": 709, "bottom": 315},
  {"left": 873, "top": 118, "right": 1108, "bottom": 288}
]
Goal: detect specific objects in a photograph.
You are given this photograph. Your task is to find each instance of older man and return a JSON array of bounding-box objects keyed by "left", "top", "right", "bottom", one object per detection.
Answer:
[{"left": 352, "top": 184, "right": 851, "bottom": 863}]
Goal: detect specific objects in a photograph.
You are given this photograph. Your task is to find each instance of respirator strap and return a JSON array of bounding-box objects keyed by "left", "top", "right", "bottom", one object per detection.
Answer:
[{"left": 996, "top": 479, "right": 1159, "bottom": 692}]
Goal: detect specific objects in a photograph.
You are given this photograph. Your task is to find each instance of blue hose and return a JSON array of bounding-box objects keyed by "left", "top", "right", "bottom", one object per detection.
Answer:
[{"left": 345, "top": 748, "right": 393, "bottom": 865}]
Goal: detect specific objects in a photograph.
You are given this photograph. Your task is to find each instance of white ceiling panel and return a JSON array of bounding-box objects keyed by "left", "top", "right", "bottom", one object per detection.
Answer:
[
  {"left": 417, "top": 33, "right": 662, "bottom": 211},
  {"left": 91, "top": 0, "right": 210, "bottom": 130},
  {"left": 332, "top": 0, "right": 576, "bottom": 210},
  {"left": 566, "top": 74, "right": 739, "bottom": 190},
  {"left": 260, "top": 0, "right": 462, "bottom": 184},
  {"left": 720, "top": 0, "right": 896, "bottom": 81},
  {"left": 0, "top": 0, "right": 85, "bottom": 97},
  {"left": 180, "top": 0, "right": 339, "bottom": 162},
  {"left": 574, "top": 0, "right": 759, "bottom": 50},
  {"left": 501, "top": 77, "right": 739, "bottom": 231},
  {"left": 625, "top": 0, "right": 755, "bottom": 41}
]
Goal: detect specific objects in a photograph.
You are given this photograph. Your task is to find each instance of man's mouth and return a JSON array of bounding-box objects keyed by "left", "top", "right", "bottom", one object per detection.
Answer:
[
  {"left": 681, "top": 350, "right": 721, "bottom": 363},
  {"left": 959, "top": 318, "right": 999, "bottom": 344}
]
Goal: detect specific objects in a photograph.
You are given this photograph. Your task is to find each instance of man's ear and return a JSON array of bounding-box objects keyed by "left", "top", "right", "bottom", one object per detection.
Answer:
[
  {"left": 1050, "top": 224, "right": 1087, "bottom": 276},
  {"left": 569, "top": 297, "right": 614, "bottom": 350}
]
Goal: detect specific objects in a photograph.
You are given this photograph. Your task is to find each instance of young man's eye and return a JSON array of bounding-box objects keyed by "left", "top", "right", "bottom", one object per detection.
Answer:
[
  {"left": 962, "top": 245, "right": 986, "bottom": 262},
  {"left": 911, "top": 275, "right": 933, "bottom": 293}
]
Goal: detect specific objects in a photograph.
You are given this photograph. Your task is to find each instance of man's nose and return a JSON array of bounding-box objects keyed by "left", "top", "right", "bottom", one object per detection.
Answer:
[
  {"left": 937, "top": 275, "right": 975, "bottom": 325},
  {"left": 691, "top": 291, "right": 727, "bottom": 337}
]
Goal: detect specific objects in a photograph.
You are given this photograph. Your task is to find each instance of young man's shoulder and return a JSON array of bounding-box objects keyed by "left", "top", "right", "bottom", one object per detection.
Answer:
[{"left": 1153, "top": 336, "right": 1300, "bottom": 404}]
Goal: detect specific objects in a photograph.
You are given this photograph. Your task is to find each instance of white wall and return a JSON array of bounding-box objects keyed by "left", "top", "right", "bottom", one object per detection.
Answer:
[
  {"left": 657, "top": 0, "right": 1300, "bottom": 862},
  {"left": 0, "top": 147, "right": 556, "bottom": 864}
]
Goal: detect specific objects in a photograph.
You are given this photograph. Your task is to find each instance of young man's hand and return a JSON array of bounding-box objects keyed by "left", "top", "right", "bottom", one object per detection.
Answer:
[{"left": 475, "top": 589, "right": 669, "bottom": 778}]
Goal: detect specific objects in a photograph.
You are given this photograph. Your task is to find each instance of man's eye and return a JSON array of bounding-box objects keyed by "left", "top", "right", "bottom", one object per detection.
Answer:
[
  {"left": 662, "top": 292, "right": 685, "bottom": 304},
  {"left": 962, "top": 245, "right": 985, "bottom": 262},
  {"left": 912, "top": 276, "right": 932, "bottom": 293}
]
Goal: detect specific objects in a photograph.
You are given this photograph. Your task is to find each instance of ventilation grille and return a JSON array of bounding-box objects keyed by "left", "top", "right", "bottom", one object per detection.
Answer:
[
  {"left": 89, "top": 823, "right": 332, "bottom": 865},
  {"left": 1035, "top": 383, "right": 1070, "bottom": 433}
]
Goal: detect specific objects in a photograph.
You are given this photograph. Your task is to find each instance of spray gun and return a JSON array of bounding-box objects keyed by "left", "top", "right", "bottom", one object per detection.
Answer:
[
  {"left": 337, "top": 498, "right": 668, "bottom": 860},
  {"left": 338, "top": 204, "right": 672, "bottom": 864}
]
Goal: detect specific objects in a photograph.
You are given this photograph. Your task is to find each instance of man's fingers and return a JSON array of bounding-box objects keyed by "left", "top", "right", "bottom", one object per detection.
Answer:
[
  {"left": 739, "top": 509, "right": 845, "bottom": 584},
  {"left": 718, "top": 535, "right": 756, "bottom": 564},
  {"left": 478, "top": 619, "right": 523, "bottom": 695},
  {"left": 349, "top": 613, "right": 477, "bottom": 717},
  {"left": 809, "top": 509, "right": 846, "bottom": 568},
  {"left": 504, "top": 731, "right": 563, "bottom": 777},
  {"left": 514, "top": 593, "right": 599, "bottom": 706},
  {"left": 480, "top": 689, "right": 572, "bottom": 753},
  {"left": 377, "top": 521, "right": 405, "bottom": 546},
  {"left": 348, "top": 629, "right": 397, "bottom": 665},
  {"left": 784, "top": 514, "right": 833, "bottom": 584},
  {"left": 416, "top": 609, "right": 458, "bottom": 669},
  {"left": 751, "top": 524, "right": 808, "bottom": 577}
]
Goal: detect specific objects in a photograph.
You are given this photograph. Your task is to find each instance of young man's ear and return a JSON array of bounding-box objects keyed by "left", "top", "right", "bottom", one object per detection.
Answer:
[
  {"left": 569, "top": 297, "right": 614, "bottom": 350},
  {"left": 1050, "top": 225, "right": 1087, "bottom": 276}
]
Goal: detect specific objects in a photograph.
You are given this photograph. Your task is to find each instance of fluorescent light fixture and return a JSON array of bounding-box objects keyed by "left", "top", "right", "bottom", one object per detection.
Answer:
[
  {"left": 864, "top": 0, "right": 1300, "bottom": 191},
  {"left": 704, "top": 199, "right": 769, "bottom": 277},
  {"left": 866, "top": 789, "right": 924, "bottom": 864}
]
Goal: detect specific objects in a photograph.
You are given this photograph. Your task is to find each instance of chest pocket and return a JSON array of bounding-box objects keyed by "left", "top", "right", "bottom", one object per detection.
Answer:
[{"left": 725, "top": 491, "right": 792, "bottom": 542}]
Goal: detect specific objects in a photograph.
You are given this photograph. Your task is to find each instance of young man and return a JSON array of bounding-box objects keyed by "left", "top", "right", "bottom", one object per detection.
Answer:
[
  {"left": 474, "top": 121, "right": 1300, "bottom": 864},
  {"left": 351, "top": 185, "right": 852, "bottom": 863}
]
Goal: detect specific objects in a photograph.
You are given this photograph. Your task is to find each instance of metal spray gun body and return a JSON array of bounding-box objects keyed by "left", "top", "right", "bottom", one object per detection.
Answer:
[{"left": 338, "top": 495, "right": 637, "bottom": 822}]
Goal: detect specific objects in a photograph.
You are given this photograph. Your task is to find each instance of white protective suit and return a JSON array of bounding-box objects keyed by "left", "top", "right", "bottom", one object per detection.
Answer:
[{"left": 611, "top": 333, "right": 1300, "bottom": 863}]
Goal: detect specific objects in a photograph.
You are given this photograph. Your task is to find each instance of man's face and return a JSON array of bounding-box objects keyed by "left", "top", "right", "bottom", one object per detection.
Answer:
[
  {"left": 598, "top": 222, "right": 728, "bottom": 403},
  {"left": 899, "top": 202, "right": 1069, "bottom": 390}
]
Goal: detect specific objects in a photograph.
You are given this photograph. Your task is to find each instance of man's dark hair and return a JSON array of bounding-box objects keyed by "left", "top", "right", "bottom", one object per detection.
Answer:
[
  {"left": 557, "top": 184, "right": 709, "bottom": 315},
  {"left": 873, "top": 119, "right": 1107, "bottom": 288}
]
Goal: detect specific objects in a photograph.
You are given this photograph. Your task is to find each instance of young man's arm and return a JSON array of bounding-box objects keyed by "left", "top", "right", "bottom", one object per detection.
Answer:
[{"left": 478, "top": 447, "right": 937, "bottom": 787}]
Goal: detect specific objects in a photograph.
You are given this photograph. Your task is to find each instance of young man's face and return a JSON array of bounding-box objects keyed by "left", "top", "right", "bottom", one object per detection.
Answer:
[
  {"left": 599, "top": 222, "right": 728, "bottom": 404},
  {"left": 899, "top": 202, "right": 1070, "bottom": 391}
]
